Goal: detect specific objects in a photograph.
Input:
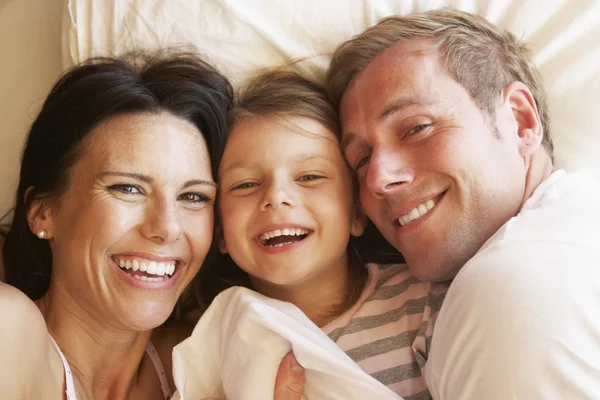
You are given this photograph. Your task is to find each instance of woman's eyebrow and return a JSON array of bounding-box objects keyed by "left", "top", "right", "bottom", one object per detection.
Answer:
[
  {"left": 97, "top": 171, "right": 153, "bottom": 183},
  {"left": 97, "top": 171, "right": 217, "bottom": 188}
]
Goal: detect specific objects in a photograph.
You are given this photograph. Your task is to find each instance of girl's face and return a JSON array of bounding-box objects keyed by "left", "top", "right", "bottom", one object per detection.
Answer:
[
  {"left": 38, "top": 112, "right": 216, "bottom": 331},
  {"left": 218, "top": 116, "right": 365, "bottom": 290}
]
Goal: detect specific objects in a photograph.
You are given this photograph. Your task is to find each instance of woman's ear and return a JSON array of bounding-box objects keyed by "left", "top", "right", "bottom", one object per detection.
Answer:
[
  {"left": 350, "top": 205, "right": 367, "bottom": 238},
  {"left": 25, "top": 187, "right": 54, "bottom": 239}
]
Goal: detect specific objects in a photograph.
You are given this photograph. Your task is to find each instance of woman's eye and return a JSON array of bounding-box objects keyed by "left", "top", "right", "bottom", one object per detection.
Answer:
[
  {"left": 406, "top": 123, "right": 431, "bottom": 136},
  {"left": 108, "top": 184, "right": 141, "bottom": 195},
  {"left": 178, "top": 192, "right": 210, "bottom": 203},
  {"left": 297, "top": 174, "right": 324, "bottom": 182},
  {"left": 232, "top": 182, "right": 258, "bottom": 190}
]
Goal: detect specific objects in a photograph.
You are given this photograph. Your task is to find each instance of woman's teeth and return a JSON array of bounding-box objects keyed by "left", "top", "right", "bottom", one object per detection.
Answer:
[{"left": 116, "top": 258, "right": 176, "bottom": 277}]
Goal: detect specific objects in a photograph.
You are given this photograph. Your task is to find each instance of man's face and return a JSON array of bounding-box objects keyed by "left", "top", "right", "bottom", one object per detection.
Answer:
[{"left": 340, "top": 39, "right": 528, "bottom": 281}]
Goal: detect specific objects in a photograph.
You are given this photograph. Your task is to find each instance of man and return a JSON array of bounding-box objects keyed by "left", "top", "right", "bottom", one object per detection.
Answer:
[{"left": 279, "top": 8, "right": 600, "bottom": 399}]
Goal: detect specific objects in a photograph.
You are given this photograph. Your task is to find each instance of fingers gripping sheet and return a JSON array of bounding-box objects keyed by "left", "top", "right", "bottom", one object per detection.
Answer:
[{"left": 171, "top": 287, "right": 401, "bottom": 400}]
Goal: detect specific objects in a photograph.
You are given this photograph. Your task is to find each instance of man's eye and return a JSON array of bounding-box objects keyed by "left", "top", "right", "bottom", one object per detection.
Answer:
[
  {"left": 297, "top": 174, "right": 324, "bottom": 182},
  {"left": 355, "top": 155, "right": 371, "bottom": 171},
  {"left": 232, "top": 182, "right": 258, "bottom": 190},
  {"left": 406, "top": 123, "right": 431, "bottom": 136},
  {"left": 108, "top": 184, "right": 141, "bottom": 195}
]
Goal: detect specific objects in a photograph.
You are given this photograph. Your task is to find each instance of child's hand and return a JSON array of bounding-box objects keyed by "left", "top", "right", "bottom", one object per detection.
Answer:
[
  {"left": 202, "top": 352, "right": 305, "bottom": 400},
  {"left": 274, "top": 352, "right": 305, "bottom": 399}
]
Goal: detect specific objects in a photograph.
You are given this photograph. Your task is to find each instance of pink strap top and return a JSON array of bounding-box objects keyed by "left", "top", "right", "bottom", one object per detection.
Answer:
[{"left": 49, "top": 335, "right": 173, "bottom": 399}]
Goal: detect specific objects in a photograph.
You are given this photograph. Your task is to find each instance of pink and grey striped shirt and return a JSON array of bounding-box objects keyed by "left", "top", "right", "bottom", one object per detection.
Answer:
[{"left": 322, "top": 263, "right": 448, "bottom": 400}]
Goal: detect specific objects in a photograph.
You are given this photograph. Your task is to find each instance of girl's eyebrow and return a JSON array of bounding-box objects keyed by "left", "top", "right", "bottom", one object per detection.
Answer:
[
  {"left": 291, "top": 154, "right": 334, "bottom": 164},
  {"left": 97, "top": 171, "right": 217, "bottom": 188},
  {"left": 220, "top": 153, "right": 335, "bottom": 176}
]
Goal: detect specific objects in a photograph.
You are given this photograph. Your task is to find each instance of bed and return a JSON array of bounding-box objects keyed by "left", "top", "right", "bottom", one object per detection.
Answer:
[{"left": 1, "top": 0, "right": 599, "bottom": 218}]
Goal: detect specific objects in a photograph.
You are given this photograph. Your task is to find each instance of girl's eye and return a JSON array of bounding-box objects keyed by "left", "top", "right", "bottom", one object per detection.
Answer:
[
  {"left": 297, "top": 174, "right": 324, "bottom": 182},
  {"left": 406, "top": 123, "right": 431, "bottom": 136},
  {"left": 232, "top": 182, "right": 258, "bottom": 190},
  {"left": 108, "top": 184, "right": 141, "bottom": 195},
  {"left": 178, "top": 192, "right": 210, "bottom": 203}
]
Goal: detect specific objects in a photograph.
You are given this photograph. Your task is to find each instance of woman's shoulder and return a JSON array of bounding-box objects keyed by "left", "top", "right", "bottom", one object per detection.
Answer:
[
  {"left": 0, "top": 281, "right": 47, "bottom": 331},
  {"left": 0, "top": 282, "right": 59, "bottom": 397}
]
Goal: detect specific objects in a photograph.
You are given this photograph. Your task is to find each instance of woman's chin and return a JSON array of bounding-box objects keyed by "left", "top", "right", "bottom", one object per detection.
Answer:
[{"left": 119, "top": 302, "right": 176, "bottom": 332}]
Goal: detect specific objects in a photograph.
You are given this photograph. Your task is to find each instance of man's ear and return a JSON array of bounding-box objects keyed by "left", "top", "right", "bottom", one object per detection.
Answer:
[
  {"left": 504, "top": 81, "right": 543, "bottom": 157},
  {"left": 350, "top": 205, "right": 367, "bottom": 238},
  {"left": 25, "top": 187, "right": 54, "bottom": 239}
]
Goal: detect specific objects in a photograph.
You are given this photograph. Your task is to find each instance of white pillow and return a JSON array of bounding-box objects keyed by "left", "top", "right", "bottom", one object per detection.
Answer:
[{"left": 64, "top": 0, "right": 600, "bottom": 181}]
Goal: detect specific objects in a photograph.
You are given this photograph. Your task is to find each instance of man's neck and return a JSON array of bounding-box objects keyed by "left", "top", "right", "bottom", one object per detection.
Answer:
[
  {"left": 251, "top": 255, "right": 352, "bottom": 328},
  {"left": 37, "top": 284, "right": 152, "bottom": 399},
  {"left": 520, "top": 148, "right": 555, "bottom": 210}
]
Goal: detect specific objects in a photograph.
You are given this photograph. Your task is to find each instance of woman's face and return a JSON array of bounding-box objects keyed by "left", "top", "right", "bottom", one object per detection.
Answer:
[{"left": 44, "top": 111, "right": 216, "bottom": 331}]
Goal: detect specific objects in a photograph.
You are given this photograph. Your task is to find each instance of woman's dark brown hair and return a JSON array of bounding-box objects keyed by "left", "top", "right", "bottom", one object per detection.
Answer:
[{"left": 1, "top": 51, "right": 234, "bottom": 300}]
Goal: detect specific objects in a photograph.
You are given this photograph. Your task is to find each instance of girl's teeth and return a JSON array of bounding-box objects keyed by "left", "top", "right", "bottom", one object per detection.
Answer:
[
  {"left": 132, "top": 260, "right": 139, "bottom": 271},
  {"left": 139, "top": 262, "right": 148, "bottom": 272}
]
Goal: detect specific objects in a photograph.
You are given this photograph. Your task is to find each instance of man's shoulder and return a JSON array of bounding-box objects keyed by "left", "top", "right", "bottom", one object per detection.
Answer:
[{"left": 495, "top": 171, "right": 600, "bottom": 253}]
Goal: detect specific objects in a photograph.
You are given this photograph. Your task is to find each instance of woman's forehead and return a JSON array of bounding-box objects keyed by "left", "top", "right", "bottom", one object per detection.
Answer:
[{"left": 76, "top": 112, "right": 213, "bottom": 181}]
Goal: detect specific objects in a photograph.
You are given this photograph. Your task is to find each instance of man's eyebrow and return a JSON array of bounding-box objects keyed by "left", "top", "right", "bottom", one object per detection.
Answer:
[
  {"left": 97, "top": 171, "right": 217, "bottom": 188},
  {"left": 378, "top": 97, "right": 436, "bottom": 122},
  {"left": 341, "top": 133, "right": 358, "bottom": 155},
  {"left": 340, "top": 97, "right": 437, "bottom": 154}
]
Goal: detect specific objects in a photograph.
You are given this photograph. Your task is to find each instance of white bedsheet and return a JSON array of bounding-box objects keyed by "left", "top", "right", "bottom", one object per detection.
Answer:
[
  {"left": 171, "top": 287, "right": 400, "bottom": 400},
  {"left": 62, "top": 0, "right": 600, "bottom": 184}
]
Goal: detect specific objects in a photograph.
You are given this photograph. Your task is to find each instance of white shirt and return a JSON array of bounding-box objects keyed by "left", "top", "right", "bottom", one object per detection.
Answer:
[{"left": 427, "top": 170, "right": 600, "bottom": 399}]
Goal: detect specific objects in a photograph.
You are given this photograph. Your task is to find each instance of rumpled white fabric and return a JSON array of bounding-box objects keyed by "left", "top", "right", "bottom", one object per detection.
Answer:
[
  {"left": 61, "top": 0, "right": 600, "bottom": 185},
  {"left": 171, "top": 287, "right": 401, "bottom": 400}
]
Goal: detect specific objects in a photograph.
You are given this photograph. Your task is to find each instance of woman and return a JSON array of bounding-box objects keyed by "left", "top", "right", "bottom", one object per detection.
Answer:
[{"left": 0, "top": 51, "right": 232, "bottom": 399}]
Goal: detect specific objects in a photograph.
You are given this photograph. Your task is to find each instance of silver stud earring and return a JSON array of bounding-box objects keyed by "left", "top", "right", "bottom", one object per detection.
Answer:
[{"left": 36, "top": 230, "right": 47, "bottom": 239}]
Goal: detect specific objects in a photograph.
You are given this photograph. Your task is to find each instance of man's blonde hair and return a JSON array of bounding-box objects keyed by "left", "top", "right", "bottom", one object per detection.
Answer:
[{"left": 327, "top": 8, "right": 553, "bottom": 158}]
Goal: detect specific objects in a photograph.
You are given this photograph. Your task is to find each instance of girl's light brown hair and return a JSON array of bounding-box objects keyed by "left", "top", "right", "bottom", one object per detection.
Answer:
[{"left": 229, "top": 68, "right": 340, "bottom": 137}]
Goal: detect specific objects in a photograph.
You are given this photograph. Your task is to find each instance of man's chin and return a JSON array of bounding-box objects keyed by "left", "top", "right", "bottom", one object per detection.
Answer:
[{"left": 405, "top": 259, "right": 459, "bottom": 282}]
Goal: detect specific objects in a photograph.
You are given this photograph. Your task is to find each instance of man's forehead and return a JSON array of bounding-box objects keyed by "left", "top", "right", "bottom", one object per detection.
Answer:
[
  {"left": 340, "top": 40, "right": 440, "bottom": 126},
  {"left": 346, "top": 40, "right": 439, "bottom": 98}
]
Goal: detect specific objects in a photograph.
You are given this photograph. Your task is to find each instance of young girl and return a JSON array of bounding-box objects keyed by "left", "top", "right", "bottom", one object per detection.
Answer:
[{"left": 206, "top": 69, "right": 447, "bottom": 398}]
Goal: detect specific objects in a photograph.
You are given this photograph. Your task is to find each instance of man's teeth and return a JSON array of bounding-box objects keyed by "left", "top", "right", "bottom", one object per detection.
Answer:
[
  {"left": 399, "top": 199, "right": 435, "bottom": 226},
  {"left": 116, "top": 258, "right": 176, "bottom": 276},
  {"left": 259, "top": 228, "right": 310, "bottom": 240}
]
